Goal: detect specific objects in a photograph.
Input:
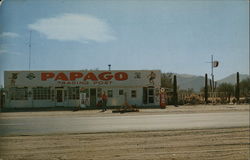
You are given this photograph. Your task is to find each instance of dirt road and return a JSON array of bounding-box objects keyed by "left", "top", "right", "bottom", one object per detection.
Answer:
[{"left": 0, "top": 127, "right": 249, "bottom": 160}]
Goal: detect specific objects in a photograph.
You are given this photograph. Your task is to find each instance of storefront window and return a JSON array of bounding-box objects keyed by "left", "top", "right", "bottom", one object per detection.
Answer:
[
  {"left": 33, "top": 87, "right": 51, "bottom": 100},
  {"left": 10, "top": 87, "right": 28, "bottom": 100},
  {"left": 131, "top": 90, "right": 136, "bottom": 98},
  {"left": 108, "top": 90, "right": 113, "bottom": 98},
  {"left": 68, "top": 87, "right": 80, "bottom": 100},
  {"left": 149, "top": 97, "right": 154, "bottom": 103},
  {"left": 148, "top": 87, "right": 154, "bottom": 103},
  {"left": 97, "top": 88, "right": 102, "bottom": 97},
  {"left": 119, "top": 89, "right": 124, "bottom": 95}
]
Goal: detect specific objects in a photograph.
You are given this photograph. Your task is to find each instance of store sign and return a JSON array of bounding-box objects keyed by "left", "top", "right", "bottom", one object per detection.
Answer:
[
  {"left": 41, "top": 72, "right": 128, "bottom": 81},
  {"left": 5, "top": 70, "right": 161, "bottom": 87}
]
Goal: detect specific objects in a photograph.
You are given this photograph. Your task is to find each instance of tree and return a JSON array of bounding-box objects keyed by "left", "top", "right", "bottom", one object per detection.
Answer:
[
  {"left": 239, "top": 78, "right": 250, "bottom": 97},
  {"left": 161, "top": 73, "right": 173, "bottom": 88},
  {"left": 216, "top": 83, "right": 234, "bottom": 103}
]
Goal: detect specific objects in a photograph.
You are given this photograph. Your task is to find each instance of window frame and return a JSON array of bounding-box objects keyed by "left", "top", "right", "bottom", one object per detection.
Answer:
[
  {"left": 32, "top": 87, "right": 51, "bottom": 100},
  {"left": 10, "top": 87, "right": 28, "bottom": 100},
  {"left": 68, "top": 87, "right": 80, "bottom": 100}
]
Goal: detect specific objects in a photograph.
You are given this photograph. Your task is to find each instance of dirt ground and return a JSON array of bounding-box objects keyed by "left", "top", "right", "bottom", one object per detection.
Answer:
[
  {"left": 0, "top": 127, "right": 249, "bottom": 160},
  {"left": 0, "top": 105, "right": 249, "bottom": 160}
]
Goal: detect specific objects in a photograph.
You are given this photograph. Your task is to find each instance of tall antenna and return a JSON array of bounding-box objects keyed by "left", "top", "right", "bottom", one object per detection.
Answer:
[{"left": 28, "top": 30, "right": 32, "bottom": 71}]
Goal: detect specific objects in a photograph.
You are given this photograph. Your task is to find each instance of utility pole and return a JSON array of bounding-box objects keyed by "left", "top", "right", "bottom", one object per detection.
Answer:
[
  {"left": 211, "top": 55, "right": 214, "bottom": 104},
  {"left": 210, "top": 55, "right": 219, "bottom": 104},
  {"left": 28, "top": 30, "right": 32, "bottom": 71}
]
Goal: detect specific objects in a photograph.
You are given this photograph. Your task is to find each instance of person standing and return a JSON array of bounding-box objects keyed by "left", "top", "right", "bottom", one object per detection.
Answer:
[{"left": 101, "top": 91, "right": 108, "bottom": 112}]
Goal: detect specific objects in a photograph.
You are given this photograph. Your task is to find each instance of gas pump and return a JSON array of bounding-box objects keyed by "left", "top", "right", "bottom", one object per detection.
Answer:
[{"left": 160, "top": 88, "right": 166, "bottom": 108}]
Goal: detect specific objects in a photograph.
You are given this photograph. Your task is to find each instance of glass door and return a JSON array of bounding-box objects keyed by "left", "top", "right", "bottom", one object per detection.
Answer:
[{"left": 56, "top": 88, "right": 64, "bottom": 106}]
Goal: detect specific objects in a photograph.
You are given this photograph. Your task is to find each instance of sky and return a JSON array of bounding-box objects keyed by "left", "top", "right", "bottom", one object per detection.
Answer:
[{"left": 0, "top": 0, "right": 249, "bottom": 86}]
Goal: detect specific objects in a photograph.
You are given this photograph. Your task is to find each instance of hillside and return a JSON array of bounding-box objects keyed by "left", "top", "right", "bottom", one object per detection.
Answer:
[
  {"left": 217, "top": 73, "right": 250, "bottom": 84},
  {"left": 166, "top": 73, "right": 249, "bottom": 92}
]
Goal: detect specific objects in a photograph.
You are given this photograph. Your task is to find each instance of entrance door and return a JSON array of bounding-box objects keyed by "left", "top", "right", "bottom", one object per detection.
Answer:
[
  {"left": 90, "top": 88, "right": 96, "bottom": 107},
  {"left": 143, "top": 87, "right": 148, "bottom": 104},
  {"left": 56, "top": 89, "right": 64, "bottom": 106}
]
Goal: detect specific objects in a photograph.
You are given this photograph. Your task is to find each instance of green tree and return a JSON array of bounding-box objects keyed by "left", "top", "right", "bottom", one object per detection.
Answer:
[
  {"left": 216, "top": 83, "right": 234, "bottom": 103},
  {"left": 239, "top": 78, "right": 250, "bottom": 97},
  {"left": 161, "top": 73, "right": 173, "bottom": 88}
]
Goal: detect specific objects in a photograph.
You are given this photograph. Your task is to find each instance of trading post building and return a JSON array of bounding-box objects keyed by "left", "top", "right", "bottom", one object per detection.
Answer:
[{"left": 4, "top": 70, "right": 161, "bottom": 108}]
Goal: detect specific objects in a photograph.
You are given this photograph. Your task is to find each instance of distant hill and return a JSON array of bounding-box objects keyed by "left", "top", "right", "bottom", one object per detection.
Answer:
[
  {"left": 176, "top": 74, "right": 205, "bottom": 92},
  {"left": 217, "top": 73, "right": 250, "bottom": 84},
  {"left": 167, "top": 73, "right": 249, "bottom": 93}
]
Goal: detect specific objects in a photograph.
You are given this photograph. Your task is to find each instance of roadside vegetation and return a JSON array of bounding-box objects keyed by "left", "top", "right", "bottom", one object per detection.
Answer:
[{"left": 161, "top": 73, "right": 250, "bottom": 105}]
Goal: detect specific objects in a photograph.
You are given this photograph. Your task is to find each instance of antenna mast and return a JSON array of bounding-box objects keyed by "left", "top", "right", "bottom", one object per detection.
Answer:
[{"left": 28, "top": 30, "right": 32, "bottom": 71}]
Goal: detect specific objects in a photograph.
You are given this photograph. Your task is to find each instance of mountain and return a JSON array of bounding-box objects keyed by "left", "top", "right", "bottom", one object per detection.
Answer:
[
  {"left": 168, "top": 73, "right": 249, "bottom": 92},
  {"left": 217, "top": 73, "right": 250, "bottom": 84},
  {"left": 176, "top": 74, "right": 205, "bottom": 92}
]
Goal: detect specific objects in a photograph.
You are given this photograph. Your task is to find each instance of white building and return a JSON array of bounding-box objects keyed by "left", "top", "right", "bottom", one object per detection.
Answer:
[{"left": 4, "top": 70, "right": 161, "bottom": 108}]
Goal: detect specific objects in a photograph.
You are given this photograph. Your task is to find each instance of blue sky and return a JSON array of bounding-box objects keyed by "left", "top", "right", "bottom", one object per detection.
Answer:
[{"left": 0, "top": 0, "right": 249, "bottom": 86}]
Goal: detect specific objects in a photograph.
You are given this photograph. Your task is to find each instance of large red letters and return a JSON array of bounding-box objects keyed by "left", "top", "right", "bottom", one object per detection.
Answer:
[
  {"left": 84, "top": 72, "right": 98, "bottom": 81},
  {"left": 115, "top": 72, "right": 128, "bottom": 81},
  {"left": 41, "top": 72, "right": 128, "bottom": 81},
  {"left": 55, "top": 72, "right": 68, "bottom": 81},
  {"left": 98, "top": 72, "right": 113, "bottom": 80},
  {"left": 41, "top": 72, "right": 55, "bottom": 81},
  {"left": 70, "top": 72, "right": 83, "bottom": 80}
]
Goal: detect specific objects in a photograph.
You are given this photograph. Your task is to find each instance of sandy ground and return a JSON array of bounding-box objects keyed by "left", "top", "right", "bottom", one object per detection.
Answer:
[
  {"left": 0, "top": 105, "right": 249, "bottom": 160},
  {"left": 0, "top": 128, "right": 249, "bottom": 160}
]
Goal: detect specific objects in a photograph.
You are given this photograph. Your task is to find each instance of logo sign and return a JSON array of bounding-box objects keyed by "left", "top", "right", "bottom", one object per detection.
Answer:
[
  {"left": 160, "top": 88, "right": 165, "bottom": 93},
  {"left": 26, "top": 73, "right": 36, "bottom": 80}
]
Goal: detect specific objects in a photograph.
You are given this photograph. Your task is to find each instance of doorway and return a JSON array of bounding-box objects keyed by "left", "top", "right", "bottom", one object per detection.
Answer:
[
  {"left": 90, "top": 88, "right": 96, "bottom": 107},
  {"left": 143, "top": 87, "right": 154, "bottom": 104},
  {"left": 56, "top": 88, "right": 64, "bottom": 106}
]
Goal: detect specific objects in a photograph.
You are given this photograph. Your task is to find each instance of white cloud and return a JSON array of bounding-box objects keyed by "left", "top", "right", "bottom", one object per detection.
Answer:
[
  {"left": 0, "top": 46, "right": 21, "bottom": 55},
  {"left": 0, "top": 50, "right": 21, "bottom": 55},
  {"left": 0, "top": 32, "right": 20, "bottom": 38},
  {"left": 28, "top": 13, "right": 116, "bottom": 43}
]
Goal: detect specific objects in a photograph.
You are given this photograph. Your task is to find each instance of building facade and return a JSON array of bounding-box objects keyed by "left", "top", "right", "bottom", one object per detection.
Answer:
[{"left": 4, "top": 70, "right": 161, "bottom": 108}]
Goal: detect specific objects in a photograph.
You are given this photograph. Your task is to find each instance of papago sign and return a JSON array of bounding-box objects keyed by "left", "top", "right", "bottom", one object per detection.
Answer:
[
  {"left": 41, "top": 72, "right": 128, "bottom": 81},
  {"left": 4, "top": 70, "right": 161, "bottom": 87}
]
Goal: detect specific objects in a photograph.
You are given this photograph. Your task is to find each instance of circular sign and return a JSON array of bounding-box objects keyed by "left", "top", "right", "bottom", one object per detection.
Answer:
[{"left": 160, "top": 88, "right": 165, "bottom": 93}]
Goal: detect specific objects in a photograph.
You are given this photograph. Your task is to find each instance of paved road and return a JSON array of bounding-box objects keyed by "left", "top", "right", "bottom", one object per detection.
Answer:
[{"left": 0, "top": 112, "right": 248, "bottom": 136}]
